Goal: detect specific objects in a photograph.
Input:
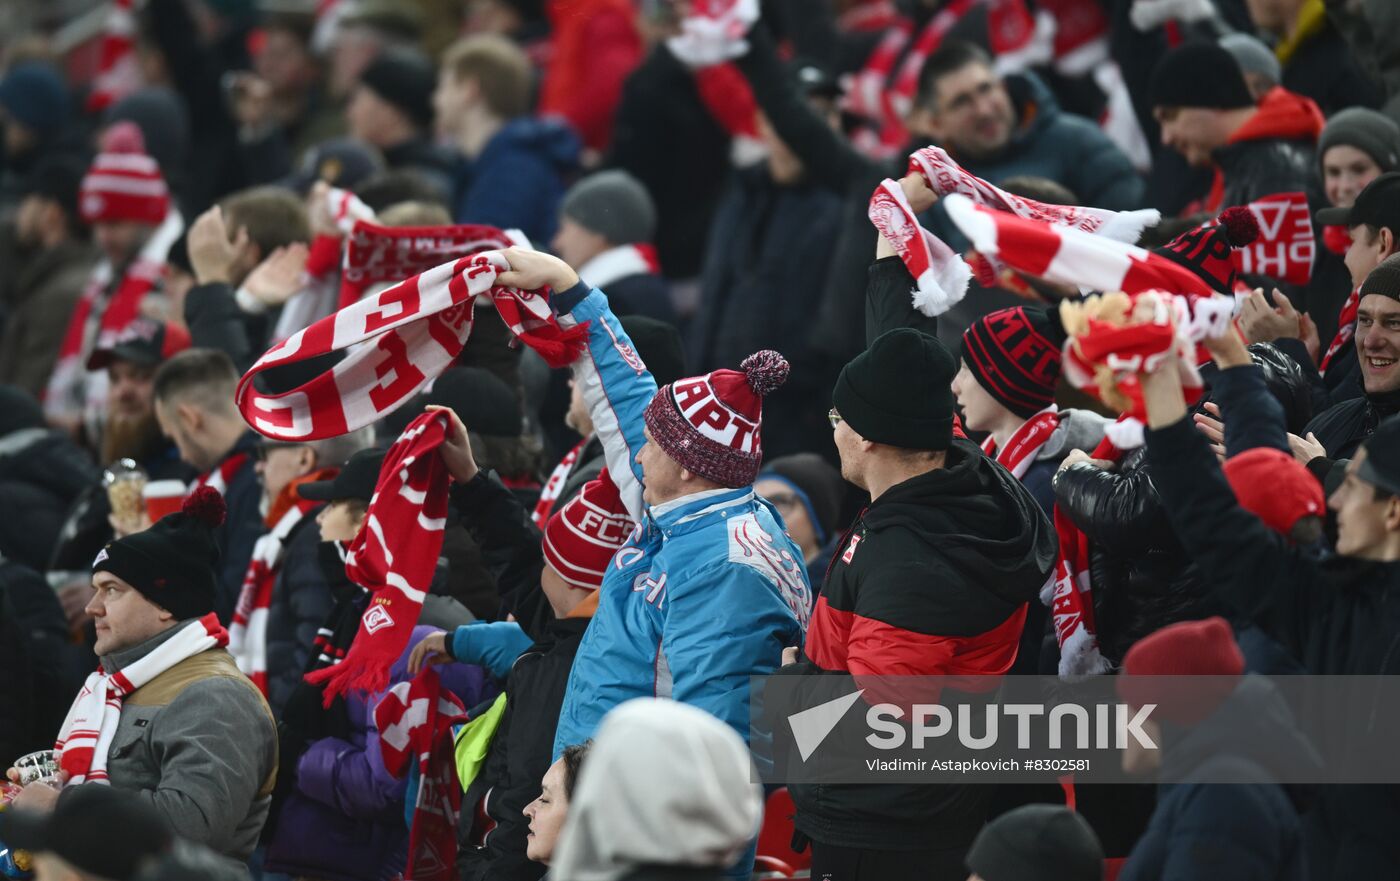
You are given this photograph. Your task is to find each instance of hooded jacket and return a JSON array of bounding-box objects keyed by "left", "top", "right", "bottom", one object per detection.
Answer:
[
  {"left": 1208, "top": 87, "right": 1325, "bottom": 214},
  {"left": 551, "top": 286, "right": 811, "bottom": 760},
  {"left": 786, "top": 439, "right": 1056, "bottom": 850},
  {"left": 453, "top": 117, "right": 581, "bottom": 245},
  {"left": 1119, "top": 676, "right": 1319, "bottom": 881}
]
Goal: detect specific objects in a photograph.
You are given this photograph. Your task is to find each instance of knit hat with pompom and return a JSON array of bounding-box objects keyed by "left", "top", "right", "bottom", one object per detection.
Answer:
[
  {"left": 1152, "top": 205, "right": 1259, "bottom": 295},
  {"left": 80, "top": 121, "right": 170, "bottom": 225},
  {"left": 642, "top": 350, "right": 789, "bottom": 488},
  {"left": 92, "top": 486, "right": 226, "bottom": 619}
]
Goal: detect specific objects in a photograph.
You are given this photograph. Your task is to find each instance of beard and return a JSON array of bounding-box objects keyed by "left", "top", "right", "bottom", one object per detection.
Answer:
[{"left": 101, "top": 411, "right": 166, "bottom": 466}]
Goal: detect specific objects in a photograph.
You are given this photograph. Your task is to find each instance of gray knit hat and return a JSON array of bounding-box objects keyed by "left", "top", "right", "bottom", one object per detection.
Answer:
[
  {"left": 1218, "top": 33, "right": 1281, "bottom": 87},
  {"left": 1318, "top": 108, "right": 1400, "bottom": 174},
  {"left": 560, "top": 170, "right": 656, "bottom": 245}
]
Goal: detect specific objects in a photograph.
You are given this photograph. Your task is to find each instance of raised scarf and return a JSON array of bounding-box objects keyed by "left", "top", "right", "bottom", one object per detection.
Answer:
[
  {"left": 1322, "top": 286, "right": 1360, "bottom": 372},
  {"left": 980, "top": 407, "right": 1060, "bottom": 480},
  {"left": 228, "top": 472, "right": 334, "bottom": 694},
  {"left": 55, "top": 614, "right": 227, "bottom": 783},
  {"left": 666, "top": 0, "right": 759, "bottom": 68},
  {"left": 533, "top": 436, "right": 588, "bottom": 528},
  {"left": 304, "top": 413, "right": 452, "bottom": 702},
  {"left": 338, "top": 220, "right": 525, "bottom": 310},
  {"left": 237, "top": 251, "right": 588, "bottom": 443},
  {"left": 86, "top": 0, "right": 141, "bottom": 112},
  {"left": 375, "top": 668, "right": 469, "bottom": 881}
]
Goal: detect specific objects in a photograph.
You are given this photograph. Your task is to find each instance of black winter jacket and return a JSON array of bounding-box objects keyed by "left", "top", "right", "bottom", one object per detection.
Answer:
[
  {"left": 451, "top": 474, "right": 591, "bottom": 881},
  {"left": 265, "top": 514, "right": 336, "bottom": 719},
  {"left": 0, "top": 426, "right": 102, "bottom": 571},
  {"left": 1146, "top": 375, "right": 1400, "bottom": 880},
  {"left": 1119, "top": 676, "right": 1318, "bottom": 881}
]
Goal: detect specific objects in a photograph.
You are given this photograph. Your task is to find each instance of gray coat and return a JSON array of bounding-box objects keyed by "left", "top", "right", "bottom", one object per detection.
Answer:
[{"left": 100, "top": 623, "right": 278, "bottom": 877}]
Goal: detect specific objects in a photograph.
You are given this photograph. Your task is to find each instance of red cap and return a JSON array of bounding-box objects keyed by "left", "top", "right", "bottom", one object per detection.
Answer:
[
  {"left": 1223, "top": 447, "right": 1325, "bottom": 537},
  {"left": 80, "top": 122, "right": 170, "bottom": 226},
  {"left": 1118, "top": 617, "right": 1244, "bottom": 726},
  {"left": 541, "top": 468, "right": 634, "bottom": 590}
]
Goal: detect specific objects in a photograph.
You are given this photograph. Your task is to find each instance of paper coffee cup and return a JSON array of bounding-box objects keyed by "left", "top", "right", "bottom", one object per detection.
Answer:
[{"left": 143, "top": 480, "right": 189, "bottom": 522}]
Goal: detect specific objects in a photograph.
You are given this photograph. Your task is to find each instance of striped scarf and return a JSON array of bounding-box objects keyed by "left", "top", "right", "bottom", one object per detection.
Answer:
[{"left": 55, "top": 614, "right": 227, "bottom": 783}]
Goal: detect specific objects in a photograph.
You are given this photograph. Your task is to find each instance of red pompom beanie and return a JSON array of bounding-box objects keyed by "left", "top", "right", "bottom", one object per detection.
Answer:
[
  {"left": 1152, "top": 206, "right": 1259, "bottom": 294},
  {"left": 80, "top": 121, "right": 171, "bottom": 225},
  {"left": 1223, "top": 447, "right": 1325, "bottom": 537},
  {"left": 1117, "top": 617, "right": 1244, "bottom": 727},
  {"left": 642, "top": 350, "right": 789, "bottom": 488},
  {"left": 542, "top": 468, "right": 634, "bottom": 590}
]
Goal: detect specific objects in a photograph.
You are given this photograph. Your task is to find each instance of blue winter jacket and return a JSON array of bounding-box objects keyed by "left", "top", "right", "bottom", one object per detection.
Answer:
[
  {"left": 452, "top": 117, "right": 581, "bottom": 246},
  {"left": 550, "top": 285, "right": 811, "bottom": 758}
]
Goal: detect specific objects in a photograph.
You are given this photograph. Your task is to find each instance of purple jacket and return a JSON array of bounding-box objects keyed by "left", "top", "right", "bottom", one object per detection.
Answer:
[{"left": 265, "top": 625, "right": 494, "bottom": 881}]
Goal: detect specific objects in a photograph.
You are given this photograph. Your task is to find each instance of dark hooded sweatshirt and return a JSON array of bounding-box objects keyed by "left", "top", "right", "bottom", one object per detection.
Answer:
[{"left": 787, "top": 436, "right": 1056, "bottom": 851}]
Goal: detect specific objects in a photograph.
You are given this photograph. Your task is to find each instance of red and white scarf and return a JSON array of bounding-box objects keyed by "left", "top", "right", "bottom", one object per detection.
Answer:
[
  {"left": 1322, "top": 286, "right": 1361, "bottom": 372},
  {"left": 376, "top": 669, "right": 469, "bottom": 881},
  {"left": 229, "top": 491, "right": 326, "bottom": 695},
  {"left": 305, "top": 413, "right": 452, "bottom": 702},
  {"left": 576, "top": 243, "right": 661, "bottom": 289},
  {"left": 941, "top": 191, "right": 1206, "bottom": 297},
  {"left": 980, "top": 407, "right": 1060, "bottom": 480},
  {"left": 338, "top": 220, "right": 526, "bottom": 310},
  {"left": 191, "top": 451, "right": 252, "bottom": 497},
  {"left": 666, "top": 0, "right": 760, "bottom": 67},
  {"left": 86, "top": 0, "right": 141, "bottom": 112},
  {"left": 55, "top": 614, "right": 227, "bottom": 784},
  {"left": 237, "top": 251, "right": 587, "bottom": 443},
  {"left": 869, "top": 178, "right": 971, "bottom": 317},
  {"left": 1048, "top": 437, "right": 1119, "bottom": 677},
  {"left": 533, "top": 436, "right": 588, "bottom": 528}
]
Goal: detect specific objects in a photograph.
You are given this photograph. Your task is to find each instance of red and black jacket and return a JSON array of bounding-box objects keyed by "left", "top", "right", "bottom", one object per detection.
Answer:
[{"left": 788, "top": 437, "right": 1056, "bottom": 851}]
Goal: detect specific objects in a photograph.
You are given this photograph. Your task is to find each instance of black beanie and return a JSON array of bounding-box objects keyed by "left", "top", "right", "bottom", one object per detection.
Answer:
[
  {"left": 92, "top": 487, "right": 225, "bottom": 620},
  {"left": 359, "top": 49, "right": 436, "bottom": 130},
  {"left": 833, "top": 328, "right": 955, "bottom": 451},
  {"left": 965, "top": 804, "right": 1104, "bottom": 881},
  {"left": 1149, "top": 41, "right": 1255, "bottom": 110},
  {"left": 427, "top": 367, "right": 523, "bottom": 438},
  {"left": 960, "top": 306, "right": 1064, "bottom": 419},
  {"left": 0, "top": 385, "right": 44, "bottom": 437},
  {"left": 620, "top": 314, "right": 688, "bottom": 388},
  {"left": 1359, "top": 414, "right": 1400, "bottom": 497},
  {"left": 759, "top": 453, "right": 845, "bottom": 544}
]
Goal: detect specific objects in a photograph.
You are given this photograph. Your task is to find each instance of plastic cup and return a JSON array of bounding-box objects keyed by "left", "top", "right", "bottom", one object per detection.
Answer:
[
  {"left": 13, "top": 751, "right": 59, "bottom": 788},
  {"left": 104, "top": 459, "right": 148, "bottom": 534},
  {"left": 143, "top": 480, "right": 188, "bottom": 523}
]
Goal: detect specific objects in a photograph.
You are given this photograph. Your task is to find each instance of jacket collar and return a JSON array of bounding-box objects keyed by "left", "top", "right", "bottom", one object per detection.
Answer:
[
  {"left": 648, "top": 486, "right": 755, "bottom": 537},
  {"left": 100, "top": 619, "right": 194, "bottom": 674}
]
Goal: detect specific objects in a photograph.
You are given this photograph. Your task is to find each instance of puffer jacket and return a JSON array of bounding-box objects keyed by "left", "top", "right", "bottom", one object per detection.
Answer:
[
  {"left": 264, "top": 624, "right": 491, "bottom": 881},
  {"left": 1052, "top": 344, "right": 1314, "bottom": 667},
  {"left": 550, "top": 285, "right": 811, "bottom": 757}
]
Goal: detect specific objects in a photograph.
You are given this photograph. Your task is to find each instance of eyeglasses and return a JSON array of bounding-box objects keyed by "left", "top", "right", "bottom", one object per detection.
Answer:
[
  {"left": 762, "top": 491, "right": 801, "bottom": 510},
  {"left": 828, "top": 408, "right": 843, "bottom": 430}
]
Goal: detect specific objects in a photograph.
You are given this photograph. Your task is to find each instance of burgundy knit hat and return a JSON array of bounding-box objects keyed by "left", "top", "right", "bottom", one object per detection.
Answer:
[
  {"left": 960, "top": 306, "right": 1063, "bottom": 419},
  {"left": 1152, "top": 206, "right": 1259, "bottom": 294},
  {"left": 1117, "top": 617, "right": 1244, "bottom": 727},
  {"left": 642, "top": 350, "right": 789, "bottom": 488},
  {"left": 80, "top": 122, "right": 170, "bottom": 226},
  {"left": 542, "top": 468, "right": 634, "bottom": 590},
  {"left": 1223, "top": 448, "right": 1325, "bottom": 537}
]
